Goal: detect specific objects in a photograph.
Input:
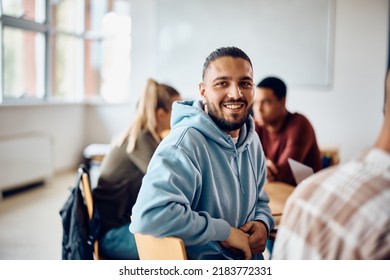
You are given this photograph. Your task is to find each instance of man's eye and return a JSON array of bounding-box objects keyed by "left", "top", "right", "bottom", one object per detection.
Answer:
[
  {"left": 240, "top": 82, "right": 253, "bottom": 88},
  {"left": 216, "top": 81, "right": 227, "bottom": 87},
  {"left": 263, "top": 100, "right": 271, "bottom": 105}
]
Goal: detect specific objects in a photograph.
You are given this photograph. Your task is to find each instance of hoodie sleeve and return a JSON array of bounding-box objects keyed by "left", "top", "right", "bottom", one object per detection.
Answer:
[{"left": 129, "top": 130, "right": 231, "bottom": 246}]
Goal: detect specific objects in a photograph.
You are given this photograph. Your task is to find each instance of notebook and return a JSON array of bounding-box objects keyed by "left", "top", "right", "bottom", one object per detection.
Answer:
[{"left": 287, "top": 158, "right": 314, "bottom": 185}]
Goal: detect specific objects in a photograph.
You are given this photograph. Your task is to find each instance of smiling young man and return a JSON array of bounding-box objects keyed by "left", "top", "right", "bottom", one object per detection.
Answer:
[{"left": 130, "top": 46, "right": 274, "bottom": 260}]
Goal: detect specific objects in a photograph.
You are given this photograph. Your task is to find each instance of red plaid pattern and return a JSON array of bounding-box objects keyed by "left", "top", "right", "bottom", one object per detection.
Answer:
[{"left": 273, "top": 148, "right": 390, "bottom": 259}]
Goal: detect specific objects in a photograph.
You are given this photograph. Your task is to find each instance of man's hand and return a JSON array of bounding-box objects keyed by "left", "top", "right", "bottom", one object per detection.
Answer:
[
  {"left": 240, "top": 221, "right": 268, "bottom": 254},
  {"left": 220, "top": 227, "right": 252, "bottom": 260},
  {"left": 266, "top": 159, "right": 278, "bottom": 181}
]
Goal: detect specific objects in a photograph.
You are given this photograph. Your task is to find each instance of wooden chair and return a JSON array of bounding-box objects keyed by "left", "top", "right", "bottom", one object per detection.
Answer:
[
  {"left": 320, "top": 146, "right": 340, "bottom": 168},
  {"left": 78, "top": 165, "right": 101, "bottom": 260},
  {"left": 134, "top": 233, "right": 187, "bottom": 260}
]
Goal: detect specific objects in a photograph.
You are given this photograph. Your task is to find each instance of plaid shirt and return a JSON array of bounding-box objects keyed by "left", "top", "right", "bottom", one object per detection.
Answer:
[{"left": 272, "top": 148, "right": 390, "bottom": 259}]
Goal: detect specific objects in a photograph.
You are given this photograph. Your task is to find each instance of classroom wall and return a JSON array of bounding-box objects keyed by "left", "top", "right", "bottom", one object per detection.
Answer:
[
  {"left": 0, "top": 0, "right": 388, "bottom": 180},
  {"left": 287, "top": 0, "right": 388, "bottom": 162},
  {"left": 0, "top": 104, "right": 85, "bottom": 174},
  {"left": 0, "top": 102, "right": 133, "bottom": 176}
]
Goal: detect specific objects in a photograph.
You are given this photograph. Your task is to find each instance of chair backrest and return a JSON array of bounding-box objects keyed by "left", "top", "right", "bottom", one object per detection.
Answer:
[
  {"left": 134, "top": 233, "right": 187, "bottom": 260},
  {"left": 320, "top": 146, "right": 340, "bottom": 168},
  {"left": 78, "top": 165, "right": 100, "bottom": 260}
]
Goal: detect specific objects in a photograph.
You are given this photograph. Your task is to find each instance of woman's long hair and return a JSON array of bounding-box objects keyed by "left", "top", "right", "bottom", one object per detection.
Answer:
[{"left": 114, "top": 78, "right": 180, "bottom": 153}]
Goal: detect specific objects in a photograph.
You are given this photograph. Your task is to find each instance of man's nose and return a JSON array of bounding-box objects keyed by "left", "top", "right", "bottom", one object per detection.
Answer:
[{"left": 228, "top": 85, "right": 243, "bottom": 99}]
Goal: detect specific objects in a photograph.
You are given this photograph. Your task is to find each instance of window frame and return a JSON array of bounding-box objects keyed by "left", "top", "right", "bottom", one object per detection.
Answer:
[
  {"left": 0, "top": 1, "right": 50, "bottom": 103},
  {"left": 0, "top": 0, "right": 131, "bottom": 105}
]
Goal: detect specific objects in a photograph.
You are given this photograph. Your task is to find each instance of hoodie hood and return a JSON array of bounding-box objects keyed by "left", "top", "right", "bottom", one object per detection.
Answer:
[{"left": 171, "top": 100, "right": 255, "bottom": 152}]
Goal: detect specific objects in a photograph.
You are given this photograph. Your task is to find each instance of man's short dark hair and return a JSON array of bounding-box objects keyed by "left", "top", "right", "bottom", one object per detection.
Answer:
[
  {"left": 257, "top": 77, "right": 287, "bottom": 100},
  {"left": 202, "top": 46, "right": 253, "bottom": 80}
]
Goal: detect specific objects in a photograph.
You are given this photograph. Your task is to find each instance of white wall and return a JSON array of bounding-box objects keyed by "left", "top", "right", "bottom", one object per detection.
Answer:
[
  {"left": 287, "top": 0, "right": 388, "bottom": 162},
  {"left": 84, "top": 103, "right": 134, "bottom": 145},
  {"left": 0, "top": 103, "right": 133, "bottom": 175},
  {"left": 0, "top": 104, "right": 85, "bottom": 173},
  {"left": 130, "top": 0, "right": 389, "bottom": 162}
]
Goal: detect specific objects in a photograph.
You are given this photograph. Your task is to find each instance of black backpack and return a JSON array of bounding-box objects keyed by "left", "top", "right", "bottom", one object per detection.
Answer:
[{"left": 59, "top": 168, "right": 101, "bottom": 260}]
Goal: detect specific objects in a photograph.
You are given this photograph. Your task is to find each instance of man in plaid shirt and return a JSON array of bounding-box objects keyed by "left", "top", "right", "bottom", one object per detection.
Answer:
[{"left": 272, "top": 70, "right": 390, "bottom": 260}]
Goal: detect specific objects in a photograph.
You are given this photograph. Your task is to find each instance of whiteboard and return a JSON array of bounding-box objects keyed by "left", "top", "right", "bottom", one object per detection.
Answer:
[{"left": 154, "top": 0, "right": 334, "bottom": 98}]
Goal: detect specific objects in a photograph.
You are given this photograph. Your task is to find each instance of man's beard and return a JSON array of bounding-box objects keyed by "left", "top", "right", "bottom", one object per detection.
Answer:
[{"left": 207, "top": 102, "right": 251, "bottom": 132}]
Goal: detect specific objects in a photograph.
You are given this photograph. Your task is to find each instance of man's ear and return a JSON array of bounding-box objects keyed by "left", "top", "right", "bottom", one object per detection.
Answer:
[{"left": 199, "top": 82, "right": 206, "bottom": 104}]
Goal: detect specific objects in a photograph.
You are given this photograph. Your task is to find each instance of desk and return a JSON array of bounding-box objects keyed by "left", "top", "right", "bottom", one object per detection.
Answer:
[{"left": 264, "top": 182, "right": 295, "bottom": 226}]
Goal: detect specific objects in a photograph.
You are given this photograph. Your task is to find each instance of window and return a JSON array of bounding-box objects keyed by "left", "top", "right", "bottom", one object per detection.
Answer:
[
  {"left": 3, "top": 26, "right": 46, "bottom": 100},
  {"left": 0, "top": 0, "right": 131, "bottom": 104}
]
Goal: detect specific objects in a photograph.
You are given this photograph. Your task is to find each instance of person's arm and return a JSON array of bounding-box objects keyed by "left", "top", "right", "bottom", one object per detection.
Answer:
[
  {"left": 273, "top": 117, "right": 316, "bottom": 183},
  {"left": 130, "top": 136, "right": 231, "bottom": 246},
  {"left": 265, "top": 159, "right": 278, "bottom": 181},
  {"left": 245, "top": 149, "right": 275, "bottom": 253},
  {"left": 220, "top": 227, "right": 252, "bottom": 260},
  {"left": 240, "top": 221, "right": 268, "bottom": 254}
]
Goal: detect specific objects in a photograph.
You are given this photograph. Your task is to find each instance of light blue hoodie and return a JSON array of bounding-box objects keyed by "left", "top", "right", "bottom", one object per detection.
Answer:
[{"left": 130, "top": 100, "right": 274, "bottom": 259}]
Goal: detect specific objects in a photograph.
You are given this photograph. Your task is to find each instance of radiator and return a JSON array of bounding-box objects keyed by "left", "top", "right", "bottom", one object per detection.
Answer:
[{"left": 0, "top": 133, "right": 53, "bottom": 192}]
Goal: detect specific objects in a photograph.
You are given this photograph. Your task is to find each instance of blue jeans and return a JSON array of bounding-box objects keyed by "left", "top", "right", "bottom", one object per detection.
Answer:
[{"left": 99, "top": 223, "right": 139, "bottom": 260}]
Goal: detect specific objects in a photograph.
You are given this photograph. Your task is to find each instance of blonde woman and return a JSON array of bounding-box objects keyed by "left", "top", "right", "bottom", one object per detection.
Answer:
[{"left": 93, "top": 79, "right": 181, "bottom": 259}]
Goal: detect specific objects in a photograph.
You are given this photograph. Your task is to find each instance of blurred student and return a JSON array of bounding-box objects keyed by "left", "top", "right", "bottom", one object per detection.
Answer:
[
  {"left": 253, "top": 76, "right": 322, "bottom": 185},
  {"left": 130, "top": 46, "right": 274, "bottom": 260},
  {"left": 93, "top": 79, "right": 181, "bottom": 259},
  {"left": 272, "top": 70, "right": 390, "bottom": 259}
]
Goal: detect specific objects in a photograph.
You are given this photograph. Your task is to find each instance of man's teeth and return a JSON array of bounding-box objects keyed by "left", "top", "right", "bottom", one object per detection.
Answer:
[{"left": 225, "top": 104, "right": 242, "bottom": 109}]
